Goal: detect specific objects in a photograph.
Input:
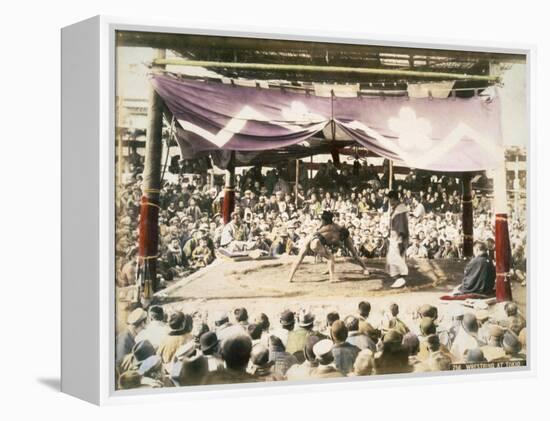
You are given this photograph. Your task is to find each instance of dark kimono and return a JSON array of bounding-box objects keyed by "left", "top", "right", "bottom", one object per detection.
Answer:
[{"left": 459, "top": 252, "right": 496, "bottom": 295}]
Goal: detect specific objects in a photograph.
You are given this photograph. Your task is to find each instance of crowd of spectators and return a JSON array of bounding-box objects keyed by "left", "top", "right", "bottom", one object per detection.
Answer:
[
  {"left": 116, "top": 299, "right": 527, "bottom": 389},
  {"left": 116, "top": 158, "right": 527, "bottom": 287}
]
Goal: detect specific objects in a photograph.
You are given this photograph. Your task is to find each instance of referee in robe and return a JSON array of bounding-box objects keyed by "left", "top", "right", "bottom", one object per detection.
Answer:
[{"left": 386, "top": 191, "right": 409, "bottom": 288}]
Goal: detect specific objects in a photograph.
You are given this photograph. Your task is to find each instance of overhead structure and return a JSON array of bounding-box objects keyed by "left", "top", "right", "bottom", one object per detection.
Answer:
[{"left": 122, "top": 30, "right": 521, "bottom": 300}]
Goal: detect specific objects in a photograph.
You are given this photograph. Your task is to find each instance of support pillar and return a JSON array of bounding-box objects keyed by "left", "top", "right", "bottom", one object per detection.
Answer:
[
  {"left": 295, "top": 159, "right": 300, "bottom": 206},
  {"left": 462, "top": 173, "right": 474, "bottom": 258},
  {"left": 222, "top": 151, "right": 236, "bottom": 224},
  {"left": 388, "top": 160, "right": 393, "bottom": 190},
  {"left": 138, "top": 49, "right": 165, "bottom": 300},
  {"left": 494, "top": 162, "right": 513, "bottom": 302}
]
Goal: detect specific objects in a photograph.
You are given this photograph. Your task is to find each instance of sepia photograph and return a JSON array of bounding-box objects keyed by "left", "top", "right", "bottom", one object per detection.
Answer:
[{"left": 113, "top": 30, "right": 528, "bottom": 391}]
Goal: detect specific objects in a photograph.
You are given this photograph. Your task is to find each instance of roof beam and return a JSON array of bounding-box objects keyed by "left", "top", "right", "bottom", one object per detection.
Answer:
[{"left": 152, "top": 58, "right": 500, "bottom": 82}]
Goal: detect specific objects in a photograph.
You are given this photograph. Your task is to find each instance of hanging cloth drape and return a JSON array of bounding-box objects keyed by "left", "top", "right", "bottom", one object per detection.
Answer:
[{"left": 151, "top": 74, "right": 503, "bottom": 172}]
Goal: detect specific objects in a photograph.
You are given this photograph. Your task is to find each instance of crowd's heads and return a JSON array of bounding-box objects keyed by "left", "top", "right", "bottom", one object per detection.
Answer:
[
  {"left": 221, "top": 334, "right": 253, "bottom": 370},
  {"left": 199, "top": 331, "right": 219, "bottom": 355},
  {"left": 255, "top": 313, "right": 270, "bottom": 331},
  {"left": 247, "top": 323, "right": 263, "bottom": 340},
  {"left": 169, "top": 311, "right": 189, "bottom": 334},
  {"left": 420, "top": 317, "right": 436, "bottom": 336},
  {"left": 344, "top": 316, "right": 360, "bottom": 333},
  {"left": 176, "top": 355, "right": 208, "bottom": 386},
  {"left": 298, "top": 310, "right": 315, "bottom": 329},
  {"left": 402, "top": 332, "right": 420, "bottom": 356},
  {"left": 280, "top": 310, "right": 295, "bottom": 330},
  {"left": 353, "top": 349, "right": 375, "bottom": 376},
  {"left": 326, "top": 311, "right": 340, "bottom": 328},
  {"left": 330, "top": 320, "right": 348, "bottom": 343},
  {"left": 462, "top": 313, "right": 479, "bottom": 334},
  {"left": 250, "top": 344, "right": 271, "bottom": 368},
  {"left": 389, "top": 303, "right": 400, "bottom": 317},
  {"left": 418, "top": 304, "right": 438, "bottom": 320},
  {"left": 132, "top": 340, "right": 156, "bottom": 365},
  {"left": 149, "top": 306, "right": 165, "bottom": 322},
  {"left": 358, "top": 301, "right": 371, "bottom": 318},
  {"left": 234, "top": 307, "right": 249, "bottom": 323},
  {"left": 464, "top": 348, "right": 486, "bottom": 363},
  {"left": 304, "top": 335, "right": 321, "bottom": 363},
  {"left": 313, "top": 339, "right": 335, "bottom": 365},
  {"left": 127, "top": 308, "right": 147, "bottom": 328}
]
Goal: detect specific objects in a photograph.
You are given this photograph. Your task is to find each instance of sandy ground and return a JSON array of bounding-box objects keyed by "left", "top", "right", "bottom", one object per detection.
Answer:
[{"left": 116, "top": 256, "right": 527, "bottom": 333}]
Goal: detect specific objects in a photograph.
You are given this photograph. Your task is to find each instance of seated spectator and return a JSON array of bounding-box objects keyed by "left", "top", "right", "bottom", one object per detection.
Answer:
[
  {"left": 310, "top": 339, "right": 345, "bottom": 379},
  {"left": 116, "top": 308, "right": 148, "bottom": 366},
  {"left": 344, "top": 316, "right": 376, "bottom": 352},
  {"left": 268, "top": 335, "right": 298, "bottom": 377},
  {"left": 135, "top": 306, "right": 170, "bottom": 349},
  {"left": 190, "top": 237, "right": 214, "bottom": 268},
  {"left": 330, "top": 320, "right": 360, "bottom": 375},
  {"left": 387, "top": 303, "right": 410, "bottom": 336},
  {"left": 204, "top": 335, "right": 258, "bottom": 385},
  {"left": 158, "top": 311, "right": 193, "bottom": 364},
  {"left": 450, "top": 313, "right": 486, "bottom": 362},
  {"left": 249, "top": 344, "right": 283, "bottom": 381},
  {"left": 286, "top": 335, "right": 321, "bottom": 381},
  {"left": 349, "top": 349, "right": 375, "bottom": 377},
  {"left": 453, "top": 242, "right": 496, "bottom": 296},
  {"left": 374, "top": 330, "right": 411, "bottom": 375}
]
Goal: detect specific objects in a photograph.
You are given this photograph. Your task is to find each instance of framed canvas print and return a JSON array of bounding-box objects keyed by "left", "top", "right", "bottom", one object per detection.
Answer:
[{"left": 61, "top": 16, "right": 532, "bottom": 405}]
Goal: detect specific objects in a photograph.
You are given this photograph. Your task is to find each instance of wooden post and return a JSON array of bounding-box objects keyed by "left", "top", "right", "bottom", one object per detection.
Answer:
[
  {"left": 494, "top": 162, "right": 513, "bottom": 302},
  {"left": 222, "top": 151, "right": 236, "bottom": 224},
  {"left": 388, "top": 160, "right": 393, "bottom": 190},
  {"left": 138, "top": 49, "right": 165, "bottom": 300},
  {"left": 295, "top": 159, "right": 300, "bottom": 206},
  {"left": 462, "top": 173, "right": 474, "bottom": 258}
]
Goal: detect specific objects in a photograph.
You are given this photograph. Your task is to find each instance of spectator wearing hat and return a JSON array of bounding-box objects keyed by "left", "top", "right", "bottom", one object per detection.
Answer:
[
  {"left": 172, "top": 354, "right": 209, "bottom": 386},
  {"left": 116, "top": 308, "right": 148, "bottom": 366},
  {"left": 450, "top": 313, "right": 486, "bottom": 362},
  {"left": 249, "top": 344, "right": 283, "bottom": 381},
  {"left": 373, "top": 329, "right": 411, "bottom": 375},
  {"left": 118, "top": 370, "right": 152, "bottom": 390},
  {"left": 157, "top": 311, "right": 193, "bottom": 364},
  {"left": 199, "top": 331, "right": 224, "bottom": 373},
  {"left": 345, "top": 316, "right": 376, "bottom": 352},
  {"left": 310, "top": 339, "right": 344, "bottom": 379},
  {"left": 286, "top": 335, "right": 321, "bottom": 381},
  {"left": 268, "top": 335, "right": 298, "bottom": 377},
  {"left": 204, "top": 335, "right": 259, "bottom": 385},
  {"left": 330, "top": 320, "right": 360, "bottom": 375},
  {"left": 139, "top": 355, "right": 173, "bottom": 388},
  {"left": 286, "top": 311, "right": 320, "bottom": 362},
  {"left": 271, "top": 310, "right": 295, "bottom": 347},
  {"left": 135, "top": 306, "right": 170, "bottom": 349},
  {"left": 119, "top": 339, "right": 156, "bottom": 374}
]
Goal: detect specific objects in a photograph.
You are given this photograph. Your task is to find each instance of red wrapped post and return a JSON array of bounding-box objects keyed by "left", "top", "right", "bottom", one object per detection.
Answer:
[
  {"left": 138, "top": 195, "right": 160, "bottom": 298},
  {"left": 222, "top": 152, "right": 236, "bottom": 224},
  {"left": 495, "top": 213, "right": 513, "bottom": 302},
  {"left": 137, "top": 49, "right": 165, "bottom": 300}
]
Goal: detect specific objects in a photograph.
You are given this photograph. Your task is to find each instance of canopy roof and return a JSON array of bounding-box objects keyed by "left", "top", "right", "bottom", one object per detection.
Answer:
[{"left": 152, "top": 73, "right": 503, "bottom": 172}]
